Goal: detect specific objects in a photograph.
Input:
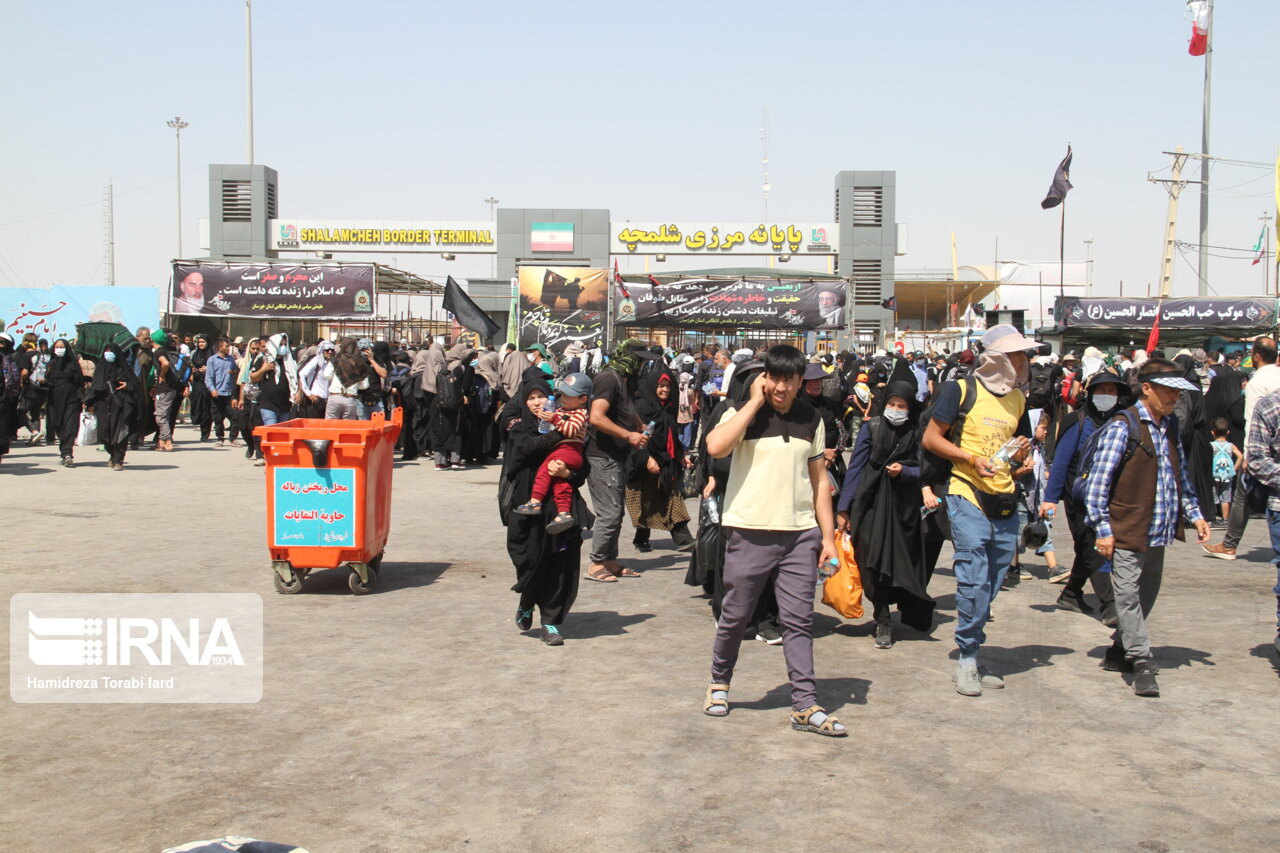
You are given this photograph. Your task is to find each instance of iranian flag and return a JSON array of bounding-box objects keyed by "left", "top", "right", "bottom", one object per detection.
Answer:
[
  {"left": 1252, "top": 226, "right": 1266, "bottom": 265},
  {"left": 1188, "top": 1, "right": 1209, "bottom": 56},
  {"left": 531, "top": 222, "right": 573, "bottom": 252}
]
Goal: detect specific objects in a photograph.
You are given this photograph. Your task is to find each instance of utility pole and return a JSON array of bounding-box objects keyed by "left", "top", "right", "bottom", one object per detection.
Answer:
[
  {"left": 1196, "top": 0, "right": 1214, "bottom": 296},
  {"left": 1150, "top": 147, "right": 1197, "bottom": 298},
  {"left": 760, "top": 109, "right": 770, "bottom": 221},
  {"left": 102, "top": 184, "right": 115, "bottom": 286},
  {"left": 245, "top": 0, "right": 255, "bottom": 164},
  {"left": 1262, "top": 212, "right": 1273, "bottom": 295},
  {"left": 485, "top": 196, "right": 499, "bottom": 277},
  {"left": 167, "top": 117, "right": 188, "bottom": 258},
  {"left": 1083, "top": 238, "right": 1094, "bottom": 295}
]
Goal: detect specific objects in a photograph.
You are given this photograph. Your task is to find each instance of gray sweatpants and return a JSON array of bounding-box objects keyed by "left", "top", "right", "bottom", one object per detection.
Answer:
[
  {"left": 1222, "top": 479, "right": 1251, "bottom": 549},
  {"left": 711, "top": 526, "right": 821, "bottom": 711},
  {"left": 1111, "top": 547, "right": 1165, "bottom": 661},
  {"left": 153, "top": 389, "right": 176, "bottom": 442},
  {"left": 587, "top": 455, "right": 625, "bottom": 564}
]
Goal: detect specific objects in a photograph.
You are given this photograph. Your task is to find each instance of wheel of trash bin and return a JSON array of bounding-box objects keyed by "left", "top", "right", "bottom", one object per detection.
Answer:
[
  {"left": 273, "top": 569, "right": 304, "bottom": 595},
  {"left": 348, "top": 566, "right": 377, "bottom": 595}
]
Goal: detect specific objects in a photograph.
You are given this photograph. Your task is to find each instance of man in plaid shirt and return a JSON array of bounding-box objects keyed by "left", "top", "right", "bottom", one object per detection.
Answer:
[
  {"left": 1244, "top": 386, "right": 1280, "bottom": 656},
  {"left": 1084, "top": 358, "right": 1211, "bottom": 697}
]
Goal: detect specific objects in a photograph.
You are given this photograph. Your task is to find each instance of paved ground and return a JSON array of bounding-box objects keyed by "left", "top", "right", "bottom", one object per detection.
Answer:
[{"left": 2, "top": 424, "right": 1278, "bottom": 852}]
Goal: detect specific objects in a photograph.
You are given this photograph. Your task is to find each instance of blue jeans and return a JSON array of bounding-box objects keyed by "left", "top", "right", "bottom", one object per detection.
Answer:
[
  {"left": 260, "top": 407, "right": 285, "bottom": 426},
  {"left": 677, "top": 421, "right": 695, "bottom": 450},
  {"left": 356, "top": 398, "right": 384, "bottom": 420},
  {"left": 1268, "top": 509, "right": 1280, "bottom": 632},
  {"left": 947, "top": 493, "right": 1019, "bottom": 657}
]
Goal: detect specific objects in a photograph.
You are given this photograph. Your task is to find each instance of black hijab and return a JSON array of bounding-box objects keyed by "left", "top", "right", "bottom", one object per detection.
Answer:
[
  {"left": 1204, "top": 365, "right": 1243, "bottom": 428},
  {"left": 191, "top": 335, "right": 211, "bottom": 369},
  {"left": 90, "top": 343, "right": 138, "bottom": 395},
  {"left": 634, "top": 365, "right": 682, "bottom": 484},
  {"left": 46, "top": 339, "right": 81, "bottom": 384},
  {"left": 869, "top": 380, "right": 921, "bottom": 467}
]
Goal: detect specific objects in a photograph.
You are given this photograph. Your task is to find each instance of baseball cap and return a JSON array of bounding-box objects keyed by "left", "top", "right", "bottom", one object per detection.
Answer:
[
  {"left": 803, "top": 363, "right": 827, "bottom": 381},
  {"left": 980, "top": 324, "right": 1040, "bottom": 354},
  {"left": 524, "top": 342, "right": 550, "bottom": 358},
  {"left": 557, "top": 372, "right": 593, "bottom": 398},
  {"left": 1142, "top": 370, "right": 1198, "bottom": 392}
]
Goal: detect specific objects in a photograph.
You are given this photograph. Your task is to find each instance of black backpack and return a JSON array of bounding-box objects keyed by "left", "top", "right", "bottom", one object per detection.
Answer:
[
  {"left": 820, "top": 369, "right": 843, "bottom": 408},
  {"left": 920, "top": 376, "right": 979, "bottom": 485},
  {"left": 1027, "top": 362, "right": 1059, "bottom": 409},
  {"left": 435, "top": 364, "right": 463, "bottom": 410},
  {"left": 1069, "top": 407, "right": 1154, "bottom": 506}
]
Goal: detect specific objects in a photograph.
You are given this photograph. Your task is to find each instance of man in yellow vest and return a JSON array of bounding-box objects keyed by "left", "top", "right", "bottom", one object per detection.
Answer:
[{"left": 922, "top": 325, "right": 1037, "bottom": 696}]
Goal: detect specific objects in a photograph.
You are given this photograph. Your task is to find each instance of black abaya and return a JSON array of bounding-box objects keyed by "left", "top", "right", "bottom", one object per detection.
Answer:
[
  {"left": 89, "top": 345, "right": 141, "bottom": 465},
  {"left": 501, "top": 378, "right": 594, "bottom": 627},
  {"left": 45, "top": 345, "right": 84, "bottom": 459}
]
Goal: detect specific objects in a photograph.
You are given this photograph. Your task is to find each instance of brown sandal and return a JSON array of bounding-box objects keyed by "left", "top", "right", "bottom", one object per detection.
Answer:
[
  {"left": 584, "top": 567, "right": 618, "bottom": 583},
  {"left": 790, "top": 705, "right": 847, "bottom": 737},
  {"left": 704, "top": 683, "right": 730, "bottom": 717}
]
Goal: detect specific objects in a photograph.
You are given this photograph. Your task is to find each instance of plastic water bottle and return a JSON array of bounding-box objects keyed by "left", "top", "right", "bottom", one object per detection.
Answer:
[
  {"left": 990, "top": 438, "right": 1022, "bottom": 468},
  {"left": 641, "top": 420, "right": 656, "bottom": 439},
  {"left": 818, "top": 557, "right": 839, "bottom": 586},
  {"left": 538, "top": 395, "right": 556, "bottom": 434}
]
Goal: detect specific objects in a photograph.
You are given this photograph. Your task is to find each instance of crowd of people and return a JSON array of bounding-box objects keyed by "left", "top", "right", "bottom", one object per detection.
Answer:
[
  {"left": 489, "top": 329, "right": 1280, "bottom": 728},
  {"left": 4, "top": 322, "right": 1278, "bottom": 727}
]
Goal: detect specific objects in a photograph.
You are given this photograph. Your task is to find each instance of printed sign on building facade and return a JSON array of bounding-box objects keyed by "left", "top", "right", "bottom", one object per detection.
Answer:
[
  {"left": 516, "top": 266, "right": 608, "bottom": 353},
  {"left": 171, "top": 263, "right": 376, "bottom": 318}
]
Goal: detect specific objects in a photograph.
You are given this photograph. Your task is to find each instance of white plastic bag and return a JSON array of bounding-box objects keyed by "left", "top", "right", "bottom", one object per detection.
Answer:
[{"left": 75, "top": 411, "right": 98, "bottom": 446}]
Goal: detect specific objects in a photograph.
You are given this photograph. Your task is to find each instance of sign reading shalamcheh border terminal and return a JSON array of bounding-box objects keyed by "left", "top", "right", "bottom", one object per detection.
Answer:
[
  {"left": 11, "top": 593, "right": 263, "bottom": 703},
  {"left": 271, "top": 219, "right": 496, "bottom": 253}
]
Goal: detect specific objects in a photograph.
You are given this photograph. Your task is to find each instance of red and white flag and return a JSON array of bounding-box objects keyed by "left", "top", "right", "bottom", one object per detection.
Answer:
[{"left": 1187, "top": 1, "right": 1209, "bottom": 56}]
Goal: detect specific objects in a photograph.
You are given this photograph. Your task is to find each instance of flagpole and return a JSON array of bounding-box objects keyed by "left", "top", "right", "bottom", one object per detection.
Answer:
[
  {"left": 1059, "top": 198, "right": 1066, "bottom": 303},
  {"left": 1197, "top": 0, "right": 1214, "bottom": 296}
]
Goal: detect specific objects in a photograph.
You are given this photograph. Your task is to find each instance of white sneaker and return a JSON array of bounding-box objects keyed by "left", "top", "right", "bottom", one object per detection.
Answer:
[
  {"left": 977, "top": 666, "right": 1005, "bottom": 689},
  {"left": 953, "top": 665, "right": 982, "bottom": 696}
]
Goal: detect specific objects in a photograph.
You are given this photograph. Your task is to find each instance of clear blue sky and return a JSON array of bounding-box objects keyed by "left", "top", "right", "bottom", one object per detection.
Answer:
[{"left": 2, "top": 1, "right": 1276, "bottom": 297}]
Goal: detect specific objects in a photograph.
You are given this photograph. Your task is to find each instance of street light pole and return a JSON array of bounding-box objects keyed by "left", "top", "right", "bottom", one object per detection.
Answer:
[
  {"left": 245, "top": 0, "right": 254, "bottom": 164},
  {"left": 166, "top": 116, "right": 189, "bottom": 258},
  {"left": 485, "top": 196, "right": 499, "bottom": 277}
]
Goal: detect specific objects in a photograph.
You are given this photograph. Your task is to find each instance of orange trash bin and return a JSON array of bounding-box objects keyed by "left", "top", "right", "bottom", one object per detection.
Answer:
[{"left": 255, "top": 408, "right": 402, "bottom": 595}]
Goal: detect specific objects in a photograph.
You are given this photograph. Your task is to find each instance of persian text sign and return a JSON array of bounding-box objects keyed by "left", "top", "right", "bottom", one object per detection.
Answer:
[
  {"left": 271, "top": 219, "right": 496, "bottom": 253},
  {"left": 612, "top": 222, "right": 838, "bottom": 255},
  {"left": 11, "top": 593, "right": 263, "bottom": 704},
  {"left": 516, "top": 267, "right": 608, "bottom": 352},
  {"left": 613, "top": 277, "right": 847, "bottom": 330},
  {"left": 172, "top": 263, "right": 376, "bottom": 318},
  {"left": 1058, "top": 297, "right": 1279, "bottom": 329},
  {"left": 273, "top": 467, "right": 358, "bottom": 548},
  {"left": 2, "top": 285, "right": 158, "bottom": 341}
]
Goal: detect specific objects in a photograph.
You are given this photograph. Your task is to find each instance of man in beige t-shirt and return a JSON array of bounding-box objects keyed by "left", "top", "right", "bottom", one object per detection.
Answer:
[{"left": 701, "top": 344, "right": 845, "bottom": 737}]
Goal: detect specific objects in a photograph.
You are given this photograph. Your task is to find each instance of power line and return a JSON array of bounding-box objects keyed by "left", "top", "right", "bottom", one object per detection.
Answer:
[{"left": 0, "top": 166, "right": 202, "bottom": 229}]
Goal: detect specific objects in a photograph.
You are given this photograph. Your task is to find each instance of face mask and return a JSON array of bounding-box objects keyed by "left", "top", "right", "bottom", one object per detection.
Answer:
[
  {"left": 884, "top": 408, "right": 909, "bottom": 426},
  {"left": 1093, "top": 393, "right": 1118, "bottom": 412},
  {"left": 103, "top": 351, "right": 117, "bottom": 363},
  {"left": 53, "top": 347, "right": 66, "bottom": 357},
  {"left": 526, "top": 353, "right": 537, "bottom": 363},
  {"left": 469, "top": 359, "right": 478, "bottom": 367}
]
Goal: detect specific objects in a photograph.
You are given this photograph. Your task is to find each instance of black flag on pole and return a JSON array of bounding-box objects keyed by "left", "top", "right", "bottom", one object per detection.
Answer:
[
  {"left": 1040, "top": 146, "right": 1073, "bottom": 209},
  {"left": 443, "top": 275, "right": 501, "bottom": 342}
]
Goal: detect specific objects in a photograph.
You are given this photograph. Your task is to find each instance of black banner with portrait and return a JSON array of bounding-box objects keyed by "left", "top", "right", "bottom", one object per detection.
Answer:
[
  {"left": 171, "top": 263, "right": 377, "bottom": 318},
  {"left": 612, "top": 277, "right": 847, "bottom": 330}
]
